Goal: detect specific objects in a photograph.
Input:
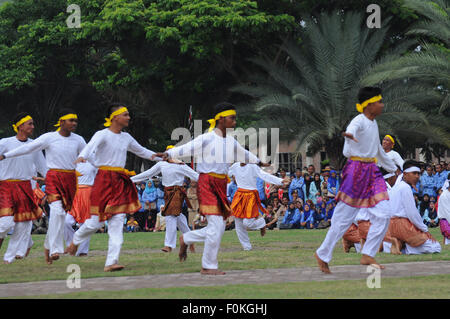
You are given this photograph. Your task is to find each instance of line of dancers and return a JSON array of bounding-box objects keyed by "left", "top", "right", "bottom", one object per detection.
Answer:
[{"left": 0, "top": 87, "right": 448, "bottom": 276}]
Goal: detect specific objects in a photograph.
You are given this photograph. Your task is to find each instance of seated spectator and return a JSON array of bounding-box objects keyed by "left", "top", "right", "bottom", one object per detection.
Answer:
[
  {"left": 327, "top": 170, "right": 339, "bottom": 199},
  {"left": 275, "top": 197, "right": 289, "bottom": 228},
  {"left": 312, "top": 201, "right": 326, "bottom": 229},
  {"left": 419, "top": 194, "right": 430, "bottom": 218},
  {"left": 264, "top": 204, "right": 277, "bottom": 230},
  {"left": 313, "top": 173, "right": 322, "bottom": 201},
  {"left": 279, "top": 168, "right": 291, "bottom": 198},
  {"left": 423, "top": 201, "right": 439, "bottom": 228},
  {"left": 280, "top": 202, "right": 301, "bottom": 229},
  {"left": 300, "top": 204, "right": 314, "bottom": 229},
  {"left": 154, "top": 206, "right": 166, "bottom": 232},
  {"left": 289, "top": 168, "right": 305, "bottom": 202},
  {"left": 126, "top": 216, "right": 140, "bottom": 232},
  {"left": 291, "top": 190, "right": 299, "bottom": 203},
  {"left": 272, "top": 197, "right": 281, "bottom": 212},
  {"left": 302, "top": 174, "right": 319, "bottom": 204}
]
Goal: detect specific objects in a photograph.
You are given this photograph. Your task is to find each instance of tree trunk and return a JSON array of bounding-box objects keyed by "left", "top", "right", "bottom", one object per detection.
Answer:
[{"left": 324, "top": 137, "right": 345, "bottom": 170}]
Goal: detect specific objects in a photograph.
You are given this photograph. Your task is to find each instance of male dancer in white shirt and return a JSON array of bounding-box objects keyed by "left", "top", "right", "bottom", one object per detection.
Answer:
[
  {"left": 0, "top": 109, "right": 85, "bottom": 264},
  {"left": 386, "top": 160, "right": 441, "bottom": 255},
  {"left": 131, "top": 145, "right": 199, "bottom": 252},
  {"left": 228, "top": 162, "right": 282, "bottom": 251},
  {"left": 68, "top": 104, "right": 162, "bottom": 272},
  {"left": 315, "top": 87, "right": 397, "bottom": 273},
  {"left": 0, "top": 113, "right": 48, "bottom": 263},
  {"left": 381, "top": 134, "right": 404, "bottom": 174},
  {"left": 64, "top": 159, "right": 98, "bottom": 256},
  {"left": 154, "top": 102, "right": 269, "bottom": 275}
]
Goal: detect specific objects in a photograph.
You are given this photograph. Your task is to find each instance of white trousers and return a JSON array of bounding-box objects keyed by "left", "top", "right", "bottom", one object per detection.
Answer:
[
  {"left": 235, "top": 217, "right": 266, "bottom": 251},
  {"left": 0, "top": 216, "right": 15, "bottom": 239},
  {"left": 316, "top": 201, "right": 389, "bottom": 263},
  {"left": 354, "top": 242, "right": 361, "bottom": 253},
  {"left": 73, "top": 214, "right": 125, "bottom": 267},
  {"left": 44, "top": 201, "right": 66, "bottom": 255},
  {"left": 164, "top": 214, "right": 191, "bottom": 248},
  {"left": 445, "top": 237, "right": 450, "bottom": 245},
  {"left": 64, "top": 214, "right": 90, "bottom": 256},
  {"left": 183, "top": 215, "right": 226, "bottom": 269},
  {"left": 404, "top": 239, "right": 441, "bottom": 254},
  {"left": 3, "top": 221, "right": 33, "bottom": 263}
]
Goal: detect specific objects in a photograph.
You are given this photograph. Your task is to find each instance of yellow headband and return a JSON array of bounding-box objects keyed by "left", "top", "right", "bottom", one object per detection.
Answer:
[
  {"left": 207, "top": 109, "right": 237, "bottom": 132},
  {"left": 166, "top": 145, "right": 174, "bottom": 151},
  {"left": 385, "top": 134, "right": 395, "bottom": 145},
  {"left": 104, "top": 107, "right": 128, "bottom": 127},
  {"left": 12, "top": 115, "right": 32, "bottom": 133},
  {"left": 54, "top": 114, "right": 78, "bottom": 131},
  {"left": 356, "top": 95, "right": 382, "bottom": 113}
]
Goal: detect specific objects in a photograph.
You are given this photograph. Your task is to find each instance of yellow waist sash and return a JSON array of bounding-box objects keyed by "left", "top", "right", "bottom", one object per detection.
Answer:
[
  {"left": 99, "top": 166, "right": 136, "bottom": 176},
  {"left": 350, "top": 157, "right": 378, "bottom": 163},
  {"left": 1, "top": 179, "right": 27, "bottom": 182},
  {"left": 207, "top": 172, "right": 230, "bottom": 183}
]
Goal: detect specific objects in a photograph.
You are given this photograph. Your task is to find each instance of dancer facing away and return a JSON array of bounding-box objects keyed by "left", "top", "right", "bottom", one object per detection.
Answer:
[
  {"left": 67, "top": 104, "right": 162, "bottom": 272},
  {"left": 228, "top": 162, "right": 283, "bottom": 251},
  {"left": 64, "top": 158, "right": 98, "bottom": 256},
  {"left": 0, "top": 109, "right": 85, "bottom": 264},
  {"left": 0, "top": 113, "right": 48, "bottom": 263},
  {"left": 131, "top": 145, "right": 199, "bottom": 253},
  {"left": 154, "top": 102, "right": 269, "bottom": 275},
  {"left": 315, "top": 87, "right": 397, "bottom": 273}
]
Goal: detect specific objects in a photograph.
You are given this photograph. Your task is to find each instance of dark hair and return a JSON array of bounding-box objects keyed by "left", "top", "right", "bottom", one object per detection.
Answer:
[
  {"left": 403, "top": 160, "right": 421, "bottom": 172},
  {"left": 58, "top": 108, "right": 76, "bottom": 118},
  {"left": 213, "top": 102, "right": 236, "bottom": 117},
  {"left": 106, "top": 103, "right": 128, "bottom": 117},
  {"left": 12, "top": 112, "right": 31, "bottom": 125},
  {"left": 357, "top": 87, "right": 382, "bottom": 104}
]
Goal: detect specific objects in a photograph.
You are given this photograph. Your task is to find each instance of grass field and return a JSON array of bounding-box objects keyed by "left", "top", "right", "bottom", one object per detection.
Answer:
[{"left": 0, "top": 227, "right": 448, "bottom": 283}]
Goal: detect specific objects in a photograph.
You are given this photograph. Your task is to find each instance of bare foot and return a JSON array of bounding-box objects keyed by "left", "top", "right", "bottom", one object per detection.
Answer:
[
  {"left": 360, "top": 254, "right": 385, "bottom": 269},
  {"left": 104, "top": 264, "right": 125, "bottom": 272},
  {"left": 15, "top": 255, "right": 23, "bottom": 260},
  {"left": 314, "top": 252, "right": 331, "bottom": 274},
  {"left": 78, "top": 253, "right": 88, "bottom": 257},
  {"left": 66, "top": 242, "right": 79, "bottom": 256},
  {"left": 390, "top": 238, "right": 402, "bottom": 255},
  {"left": 260, "top": 226, "right": 266, "bottom": 237},
  {"left": 179, "top": 235, "right": 188, "bottom": 262},
  {"left": 189, "top": 244, "right": 195, "bottom": 253},
  {"left": 0, "top": 238, "right": 3, "bottom": 250},
  {"left": 25, "top": 246, "right": 32, "bottom": 257},
  {"left": 3, "top": 260, "right": 11, "bottom": 264},
  {"left": 44, "top": 249, "right": 52, "bottom": 265},
  {"left": 50, "top": 253, "right": 60, "bottom": 261},
  {"left": 161, "top": 246, "right": 172, "bottom": 252},
  {"left": 201, "top": 268, "right": 226, "bottom": 275}
]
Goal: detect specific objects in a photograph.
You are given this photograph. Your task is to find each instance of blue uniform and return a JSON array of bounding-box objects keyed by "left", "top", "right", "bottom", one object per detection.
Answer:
[
  {"left": 289, "top": 177, "right": 304, "bottom": 201},
  {"left": 420, "top": 173, "right": 436, "bottom": 197},
  {"left": 282, "top": 208, "right": 301, "bottom": 226},
  {"left": 434, "top": 171, "right": 448, "bottom": 191},
  {"left": 227, "top": 181, "right": 238, "bottom": 203}
]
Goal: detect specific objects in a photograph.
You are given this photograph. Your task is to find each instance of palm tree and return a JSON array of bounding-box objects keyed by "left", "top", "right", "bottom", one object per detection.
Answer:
[
  {"left": 363, "top": 0, "right": 449, "bottom": 112},
  {"left": 232, "top": 10, "right": 447, "bottom": 169}
]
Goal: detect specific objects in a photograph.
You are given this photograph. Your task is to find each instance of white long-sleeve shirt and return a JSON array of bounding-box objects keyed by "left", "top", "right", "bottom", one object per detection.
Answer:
[
  {"left": 437, "top": 189, "right": 450, "bottom": 222},
  {"left": 76, "top": 162, "right": 98, "bottom": 186},
  {"left": 131, "top": 161, "right": 199, "bottom": 187},
  {"left": 343, "top": 114, "right": 396, "bottom": 173},
  {"left": 166, "top": 131, "right": 260, "bottom": 175},
  {"left": 386, "top": 150, "right": 404, "bottom": 170},
  {"left": 0, "top": 136, "right": 48, "bottom": 181},
  {"left": 3, "top": 132, "right": 85, "bottom": 170},
  {"left": 78, "top": 128, "right": 160, "bottom": 168},
  {"left": 228, "top": 163, "right": 282, "bottom": 191},
  {"left": 390, "top": 180, "right": 428, "bottom": 232}
]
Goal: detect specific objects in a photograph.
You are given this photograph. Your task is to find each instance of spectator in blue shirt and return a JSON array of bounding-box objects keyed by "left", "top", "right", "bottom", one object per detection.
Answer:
[
  {"left": 423, "top": 201, "right": 439, "bottom": 227},
  {"left": 256, "top": 177, "right": 266, "bottom": 204},
  {"left": 227, "top": 176, "right": 238, "bottom": 203},
  {"left": 289, "top": 168, "right": 304, "bottom": 201},
  {"left": 324, "top": 200, "right": 335, "bottom": 222},
  {"left": 282, "top": 202, "right": 301, "bottom": 228},
  {"left": 420, "top": 166, "right": 436, "bottom": 197},
  {"left": 434, "top": 164, "right": 448, "bottom": 192},
  {"left": 300, "top": 204, "right": 314, "bottom": 229},
  {"left": 327, "top": 170, "right": 340, "bottom": 199},
  {"left": 155, "top": 179, "right": 165, "bottom": 213},
  {"left": 302, "top": 174, "right": 320, "bottom": 204}
]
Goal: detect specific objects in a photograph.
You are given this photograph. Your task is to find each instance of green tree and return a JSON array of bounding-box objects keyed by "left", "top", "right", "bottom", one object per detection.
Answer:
[{"left": 232, "top": 10, "right": 448, "bottom": 169}]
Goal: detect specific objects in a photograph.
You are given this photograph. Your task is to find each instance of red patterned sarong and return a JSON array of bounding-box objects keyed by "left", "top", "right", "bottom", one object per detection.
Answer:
[
  {"left": 343, "top": 224, "right": 361, "bottom": 243},
  {"left": 197, "top": 173, "right": 230, "bottom": 219},
  {"left": 45, "top": 169, "right": 78, "bottom": 211},
  {"left": 0, "top": 180, "right": 42, "bottom": 222},
  {"left": 68, "top": 185, "right": 92, "bottom": 224},
  {"left": 90, "top": 168, "right": 141, "bottom": 222},
  {"left": 231, "top": 188, "right": 267, "bottom": 219},
  {"left": 336, "top": 159, "right": 389, "bottom": 208},
  {"left": 388, "top": 217, "right": 436, "bottom": 247}
]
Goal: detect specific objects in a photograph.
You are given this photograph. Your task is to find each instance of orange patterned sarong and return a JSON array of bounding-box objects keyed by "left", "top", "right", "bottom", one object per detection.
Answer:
[{"left": 231, "top": 188, "right": 267, "bottom": 219}]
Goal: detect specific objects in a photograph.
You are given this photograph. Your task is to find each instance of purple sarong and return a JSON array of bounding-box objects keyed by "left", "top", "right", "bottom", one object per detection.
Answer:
[
  {"left": 336, "top": 159, "right": 388, "bottom": 208},
  {"left": 440, "top": 219, "right": 450, "bottom": 239}
]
